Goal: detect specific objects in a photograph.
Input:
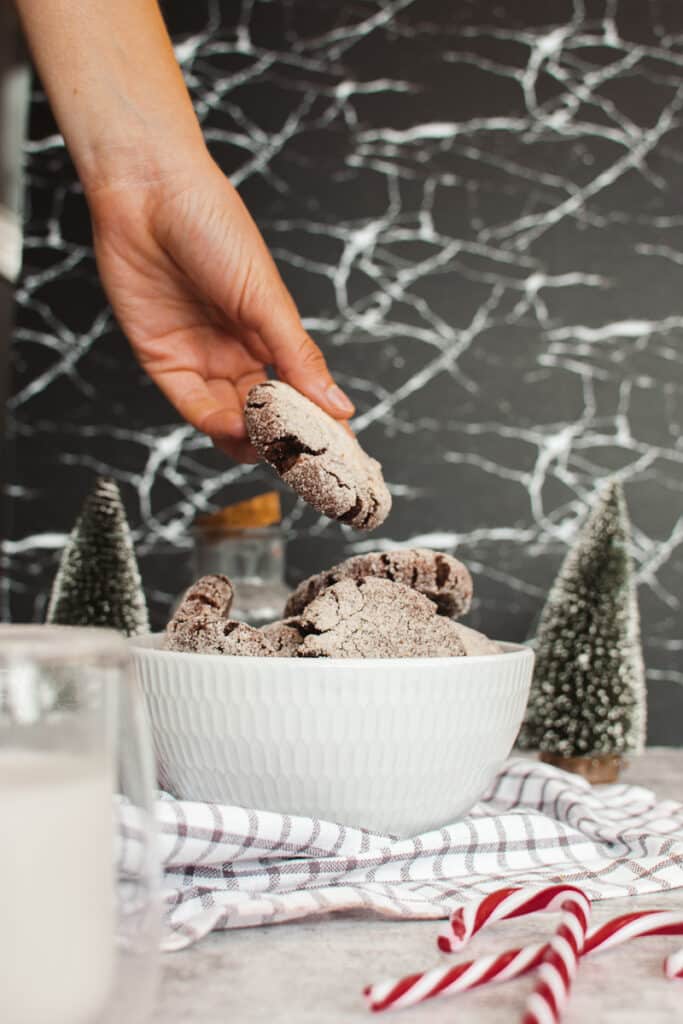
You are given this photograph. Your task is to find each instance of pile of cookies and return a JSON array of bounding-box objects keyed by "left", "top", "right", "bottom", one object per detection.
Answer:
[
  {"left": 166, "top": 383, "right": 503, "bottom": 657},
  {"left": 165, "top": 549, "right": 502, "bottom": 659}
]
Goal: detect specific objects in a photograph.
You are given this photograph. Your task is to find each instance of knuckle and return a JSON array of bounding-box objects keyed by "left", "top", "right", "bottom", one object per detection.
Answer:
[
  {"left": 235, "top": 260, "right": 261, "bottom": 326},
  {"left": 293, "top": 332, "right": 326, "bottom": 369}
]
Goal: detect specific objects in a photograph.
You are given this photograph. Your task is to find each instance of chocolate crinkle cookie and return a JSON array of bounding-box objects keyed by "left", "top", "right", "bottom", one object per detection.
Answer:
[
  {"left": 295, "top": 577, "right": 467, "bottom": 659},
  {"left": 167, "top": 616, "right": 275, "bottom": 656},
  {"left": 166, "top": 574, "right": 275, "bottom": 656},
  {"left": 450, "top": 622, "right": 503, "bottom": 656},
  {"left": 284, "top": 548, "right": 473, "bottom": 619},
  {"left": 260, "top": 617, "right": 307, "bottom": 657},
  {"left": 244, "top": 381, "right": 391, "bottom": 531},
  {"left": 164, "top": 566, "right": 498, "bottom": 659},
  {"left": 171, "top": 573, "right": 234, "bottom": 619}
]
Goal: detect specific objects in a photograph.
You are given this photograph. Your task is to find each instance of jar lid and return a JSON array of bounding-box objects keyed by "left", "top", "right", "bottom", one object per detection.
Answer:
[{"left": 196, "top": 491, "right": 281, "bottom": 532}]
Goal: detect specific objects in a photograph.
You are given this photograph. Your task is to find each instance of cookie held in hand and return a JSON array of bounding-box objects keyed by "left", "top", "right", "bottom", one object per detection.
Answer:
[
  {"left": 296, "top": 577, "right": 467, "bottom": 659},
  {"left": 284, "top": 548, "right": 473, "bottom": 618},
  {"left": 244, "top": 381, "right": 391, "bottom": 531}
]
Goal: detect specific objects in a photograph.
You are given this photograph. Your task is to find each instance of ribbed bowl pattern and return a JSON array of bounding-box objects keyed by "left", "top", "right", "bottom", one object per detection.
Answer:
[{"left": 131, "top": 636, "right": 534, "bottom": 837}]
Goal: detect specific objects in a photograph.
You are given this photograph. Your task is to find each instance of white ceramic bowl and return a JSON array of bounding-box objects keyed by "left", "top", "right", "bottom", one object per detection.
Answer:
[{"left": 131, "top": 635, "right": 534, "bottom": 837}]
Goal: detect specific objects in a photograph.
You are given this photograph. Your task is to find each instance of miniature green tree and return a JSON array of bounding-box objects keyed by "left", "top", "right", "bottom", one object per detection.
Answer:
[
  {"left": 517, "top": 480, "right": 645, "bottom": 782},
  {"left": 47, "top": 477, "right": 149, "bottom": 636}
]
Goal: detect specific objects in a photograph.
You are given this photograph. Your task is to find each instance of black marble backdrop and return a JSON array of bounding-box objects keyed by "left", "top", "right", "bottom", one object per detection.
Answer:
[{"left": 3, "top": 1, "right": 682, "bottom": 742}]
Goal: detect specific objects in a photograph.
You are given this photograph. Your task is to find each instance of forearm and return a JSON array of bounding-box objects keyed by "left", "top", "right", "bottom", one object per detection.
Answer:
[
  {"left": 14, "top": 0, "right": 204, "bottom": 192},
  {"left": 14, "top": 0, "right": 354, "bottom": 441}
]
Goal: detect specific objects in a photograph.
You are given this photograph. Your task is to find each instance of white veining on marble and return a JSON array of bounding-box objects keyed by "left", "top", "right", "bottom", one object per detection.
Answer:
[{"left": 3, "top": 3, "right": 682, "bottom": 717}]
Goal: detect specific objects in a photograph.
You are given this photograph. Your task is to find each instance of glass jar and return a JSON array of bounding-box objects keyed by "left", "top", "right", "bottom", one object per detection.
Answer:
[{"left": 192, "top": 524, "right": 290, "bottom": 626}]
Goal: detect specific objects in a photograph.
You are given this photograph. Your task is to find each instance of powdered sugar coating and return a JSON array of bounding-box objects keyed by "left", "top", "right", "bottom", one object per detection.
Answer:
[
  {"left": 450, "top": 622, "right": 503, "bottom": 656},
  {"left": 175, "top": 574, "right": 234, "bottom": 616},
  {"left": 297, "top": 577, "right": 467, "bottom": 658},
  {"left": 166, "top": 615, "right": 275, "bottom": 655},
  {"left": 165, "top": 574, "right": 275, "bottom": 655},
  {"left": 285, "top": 548, "right": 473, "bottom": 618},
  {"left": 260, "top": 617, "right": 306, "bottom": 656},
  {"left": 165, "top": 567, "right": 495, "bottom": 660},
  {"left": 244, "top": 381, "right": 391, "bottom": 531}
]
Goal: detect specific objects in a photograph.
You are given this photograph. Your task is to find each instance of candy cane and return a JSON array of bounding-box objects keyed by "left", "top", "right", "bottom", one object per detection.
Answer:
[
  {"left": 367, "top": 885, "right": 589, "bottom": 1015},
  {"left": 522, "top": 889, "right": 591, "bottom": 1024},
  {"left": 584, "top": 909, "right": 683, "bottom": 954},
  {"left": 365, "top": 903, "right": 683, "bottom": 1013},
  {"left": 585, "top": 910, "right": 683, "bottom": 981},
  {"left": 664, "top": 947, "right": 683, "bottom": 979},
  {"left": 438, "top": 884, "right": 589, "bottom": 953},
  {"left": 364, "top": 943, "right": 547, "bottom": 1013},
  {"left": 437, "top": 885, "right": 591, "bottom": 1024}
]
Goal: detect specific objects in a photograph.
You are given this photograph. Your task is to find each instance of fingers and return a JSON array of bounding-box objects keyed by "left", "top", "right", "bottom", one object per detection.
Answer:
[
  {"left": 212, "top": 436, "right": 260, "bottom": 464},
  {"left": 152, "top": 368, "right": 242, "bottom": 435},
  {"left": 235, "top": 325, "right": 271, "bottom": 366},
  {"left": 138, "top": 321, "right": 270, "bottom": 462},
  {"left": 150, "top": 368, "right": 261, "bottom": 463},
  {"left": 259, "top": 311, "right": 355, "bottom": 420},
  {"left": 231, "top": 366, "right": 268, "bottom": 412},
  {"left": 216, "top": 205, "right": 355, "bottom": 418},
  {"left": 154, "top": 168, "right": 355, "bottom": 421},
  {"left": 223, "top": 287, "right": 356, "bottom": 421},
  {"left": 220, "top": 316, "right": 355, "bottom": 421},
  {"left": 204, "top": 373, "right": 265, "bottom": 462}
]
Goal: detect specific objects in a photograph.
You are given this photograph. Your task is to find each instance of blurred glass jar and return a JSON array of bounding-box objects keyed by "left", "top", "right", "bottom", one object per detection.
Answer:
[{"left": 192, "top": 493, "right": 290, "bottom": 626}]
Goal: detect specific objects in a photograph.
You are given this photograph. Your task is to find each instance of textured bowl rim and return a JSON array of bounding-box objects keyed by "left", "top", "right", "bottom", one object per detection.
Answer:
[{"left": 129, "top": 632, "right": 534, "bottom": 668}]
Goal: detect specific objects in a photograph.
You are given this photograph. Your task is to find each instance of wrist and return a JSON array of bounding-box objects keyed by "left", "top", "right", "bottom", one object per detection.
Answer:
[
  {"left": 15, "top": 0, "right": 207, "bottom": 198},
  {"left": 78, "top": 123, "right": 206, "bottom": 200}
]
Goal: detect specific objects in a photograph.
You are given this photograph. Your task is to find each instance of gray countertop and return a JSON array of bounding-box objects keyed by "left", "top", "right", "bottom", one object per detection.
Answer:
[{"left": 154, "top": 748, "right": 683, "bottom": 1023}]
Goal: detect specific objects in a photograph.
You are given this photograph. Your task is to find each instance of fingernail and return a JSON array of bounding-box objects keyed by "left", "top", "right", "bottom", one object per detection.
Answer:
[{"left": 326, "top": 385, "right": 355, "bottom": 416}]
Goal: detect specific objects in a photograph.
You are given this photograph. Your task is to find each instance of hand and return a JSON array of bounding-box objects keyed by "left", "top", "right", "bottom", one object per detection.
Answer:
[
  {"left": 87, "top": 153, "right": 355, "bottom": 462},
  {"left": 15, "top": 0, "right": 353, "bottom": 463}
]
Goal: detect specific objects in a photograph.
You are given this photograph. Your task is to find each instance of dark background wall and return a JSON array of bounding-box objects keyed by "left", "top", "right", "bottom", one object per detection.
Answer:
[{"left": 2, "top": 1, "right": 682, "bottom": 741}]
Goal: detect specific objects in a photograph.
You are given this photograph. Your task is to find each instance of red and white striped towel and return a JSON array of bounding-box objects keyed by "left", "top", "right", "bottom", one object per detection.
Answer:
[{"left": 120, "top": 758, "right": 683, "bottom": 951}]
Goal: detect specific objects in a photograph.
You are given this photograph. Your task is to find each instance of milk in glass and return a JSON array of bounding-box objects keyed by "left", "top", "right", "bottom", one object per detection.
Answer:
[{"left": 1, "top": 749, "right": 115, "bottom": 1024}]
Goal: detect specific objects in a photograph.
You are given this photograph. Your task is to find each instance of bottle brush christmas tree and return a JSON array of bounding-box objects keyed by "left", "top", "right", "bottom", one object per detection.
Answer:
[
  {"left": 47, "top": 477, "right": 149, "bottom": 636},
  {"left": 517, "top": 480, "right": 645, "bottom": 783}
]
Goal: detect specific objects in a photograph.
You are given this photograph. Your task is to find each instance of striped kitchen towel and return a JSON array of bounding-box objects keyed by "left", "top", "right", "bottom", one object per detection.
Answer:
[{"left": 120, "top": 757, "right": 683, "bottom": 950}]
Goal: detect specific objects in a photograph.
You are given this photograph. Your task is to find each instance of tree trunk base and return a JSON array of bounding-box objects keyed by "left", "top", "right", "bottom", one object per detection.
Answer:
[{"left": 539, "top": 752, "right": 625, "bottom": 784}]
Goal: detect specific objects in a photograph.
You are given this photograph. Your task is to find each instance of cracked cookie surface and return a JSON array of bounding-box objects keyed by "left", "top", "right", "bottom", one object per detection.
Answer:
[
  {"left": 260, "top": 616, "right": 306, "bottom": 656},
  {"left": 166, "top": 574, "right": 275, "bottom": 655},
  {"left": 244, "top": 381, "right": 391, "bottom": 530},
  {"left": 285, "top": 548, "right": 473, "bottom": 618},
  {"left": 296, "top": 577, "right": 467, "bottom": 658},
  {"left": 450, "top": 622, "right": 502, "bottom": 656}
]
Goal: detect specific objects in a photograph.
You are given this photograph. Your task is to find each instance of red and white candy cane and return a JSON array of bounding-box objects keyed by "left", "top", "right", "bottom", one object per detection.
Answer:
[
  {"left": 522, "top": 889, "right": 591, "bottom": 1024},
  {"left": 664, "top": 947, "right": 683, "bottom": 979},
  {"left": 364, "top": 942, "right": 548, "bottom": 1013},
  {"left": 438, "top": 884, "right": 589, "bottom": 954},
  {"left": 585, "top": 909, "right": 683, "bottom": 981},
  {"left": 438, "top": 883, "right": 592, "bottom": 1024},
  {"left": 364, "top": 899, "right": 683, "bottom": 1014},
  {"left": 585, "top": 909, "right": 683, "bottom": 955},
  {"left": 366, "top": 885, "right": 590, "bottom": 1015}
]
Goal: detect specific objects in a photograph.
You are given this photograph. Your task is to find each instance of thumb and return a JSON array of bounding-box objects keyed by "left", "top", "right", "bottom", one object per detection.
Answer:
[
  {"left": 195, "top": 170, "right": 356, "bottom": 419},
  {"left": 250, "top": 274, "right": 355, "bottom": 420},
  {"left": 275, "top": 324, "right": 356, "bottom": 420}
]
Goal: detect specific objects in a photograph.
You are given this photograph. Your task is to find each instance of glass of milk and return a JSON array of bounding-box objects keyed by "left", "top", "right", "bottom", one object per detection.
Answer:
[{"left": 0, "top": 625, "right": 160, "bottom": 1024}]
